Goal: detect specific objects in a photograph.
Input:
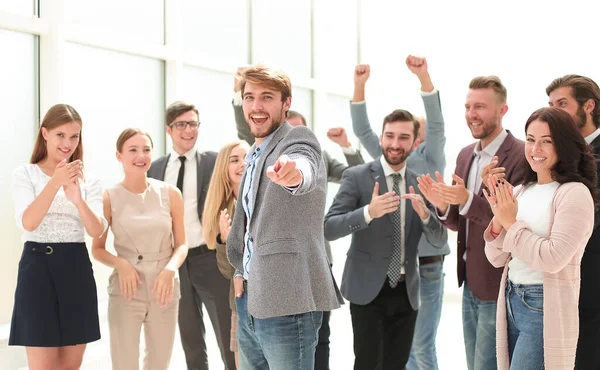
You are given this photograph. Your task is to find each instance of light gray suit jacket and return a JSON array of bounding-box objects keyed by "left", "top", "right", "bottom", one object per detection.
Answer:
[
  {"left": 233, "top": 102, "right": 364, "bottom": 262},
  {"left": 324, "top": 160, "right": 447, "bottom": 310},
  {"left": 226, "top": 122, "right": 343, "bottom": 319},
  {"left": 350, "top": 91, "right": 450, "bottom": 257}
]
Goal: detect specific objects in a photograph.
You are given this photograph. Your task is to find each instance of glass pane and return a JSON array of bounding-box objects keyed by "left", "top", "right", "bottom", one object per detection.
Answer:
[
  {"left": 290, "top": 87, "right": 312, "bottom": 127},
  {"left": 316, "top": 0, "right": 357, "bottom": 89},
  {"left": 64, "top": 0, "right": 164, "bottom": 44},
  {"left": 252, "top": 0, "right": 311, "bottom": 79},
  {"left": 0, "top": 0, "right": 34, "bottom": 15},
  {"left": 180, "top": 66, "right": 240, "bottom": 152},
  {"left": 182, "top": 0, "right": 248, "bottom": 70},
  {"left": 0, "top": 29, "right": 37, "bottom": 323}
]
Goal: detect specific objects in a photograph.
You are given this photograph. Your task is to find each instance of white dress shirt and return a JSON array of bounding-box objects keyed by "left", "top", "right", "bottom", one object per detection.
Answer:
[
  {"left": 164, "top": 148, "right": 204, "bottom": 248},
  {"left": 12, "top": 164, "right": 107, "bottom": 243},
  {"left": 585, "top": 128, "right": 600, "bottom": 144}
]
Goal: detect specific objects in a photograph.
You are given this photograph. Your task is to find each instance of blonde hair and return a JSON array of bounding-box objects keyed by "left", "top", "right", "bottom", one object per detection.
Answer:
[{"left": 203, "top": 141, "right": 249, "bottom": 250}]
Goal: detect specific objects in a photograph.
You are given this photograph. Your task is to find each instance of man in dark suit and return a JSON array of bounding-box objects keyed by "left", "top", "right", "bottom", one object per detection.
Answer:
[
  {"left": 417, "top": 76, "right": 526, "bottom": 370},
  {"left": 324, "top": 109, "right": 447, "bottom": 370},
  {"left": 147, "top": 101, "right": 235, "bottom": 370},
  {"left": 546, "top": 75, "right": 600, "bottom": 370}
]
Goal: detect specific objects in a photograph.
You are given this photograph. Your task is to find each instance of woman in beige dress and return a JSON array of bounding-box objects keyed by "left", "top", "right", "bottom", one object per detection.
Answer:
[
  {"left": 203, "top": 140, "right": 249, "bottom": 369},
  {"left": 92, "top": 128, "right": 188, "bottom": 370}
]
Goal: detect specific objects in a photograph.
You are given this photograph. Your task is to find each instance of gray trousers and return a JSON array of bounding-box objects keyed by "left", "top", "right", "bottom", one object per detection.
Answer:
[{"left": 178, "top": 249, "right": 236, "bottom": 370}]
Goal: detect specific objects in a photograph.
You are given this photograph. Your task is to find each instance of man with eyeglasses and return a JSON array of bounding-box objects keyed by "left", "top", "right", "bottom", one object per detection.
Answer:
[{"left": 148, "top": 101, "right": 235, "bottom": 370}]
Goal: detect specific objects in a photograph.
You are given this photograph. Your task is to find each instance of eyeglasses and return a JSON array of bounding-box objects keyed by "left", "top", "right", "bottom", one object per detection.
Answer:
[{"left": 169, "top": 121, "right": 200, "bottom": 131}]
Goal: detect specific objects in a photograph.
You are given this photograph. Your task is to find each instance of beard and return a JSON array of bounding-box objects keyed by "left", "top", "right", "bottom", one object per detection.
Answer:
[
  {"left": 246, "top": 109, "right": 285, "bottom": 139},
  {"left": 470, "top": 117, "right": 499, "bottom": 140},
  {"left": 383, "top": 147, "right": 412, "bottom": 166}
]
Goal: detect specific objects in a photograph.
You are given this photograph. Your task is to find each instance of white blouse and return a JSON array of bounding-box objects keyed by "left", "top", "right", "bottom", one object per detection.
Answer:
[{"left": 12, "top": 164, "right": 108, "bottom": 243}]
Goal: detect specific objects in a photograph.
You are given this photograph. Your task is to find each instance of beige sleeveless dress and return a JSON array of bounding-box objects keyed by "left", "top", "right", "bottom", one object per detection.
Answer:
[{"left": 106, "top": 178, "right": 180, "bottom": 370}]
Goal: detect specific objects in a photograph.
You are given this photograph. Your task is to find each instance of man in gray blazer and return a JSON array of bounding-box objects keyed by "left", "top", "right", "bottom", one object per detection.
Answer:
[
  {"left": 232, "top": 68, "right": 363, "bottom": 370},
  {"left": 226, "top": 65, "right": 342, "bottom": 370},
  {"left": 351, "top": 56, "right": 449, "bottom": 370},
  {"left": 147, "top": 102, "right": 235, "bottom": 370},
  {"left": 325, "top": 108, "right": 447, "bottom": 370}
]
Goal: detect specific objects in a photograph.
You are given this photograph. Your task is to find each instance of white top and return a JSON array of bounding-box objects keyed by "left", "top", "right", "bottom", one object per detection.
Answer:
[
  {"left": 508, "top": 181, "right": 559, "bottom": 284},
  {"left": 585, "top": 128, "right": 600, "bottom": 144},
  {"left": 164, "top": 148, "right": 204, "bottom": 248},
  {"left": 12, "top": 163, "right": 107, "bottom": 243}
]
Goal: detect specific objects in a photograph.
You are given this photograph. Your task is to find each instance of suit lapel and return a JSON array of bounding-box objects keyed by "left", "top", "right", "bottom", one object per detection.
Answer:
[
  {"left": 156, "top": 154, "right": 170, "bottom": 181},
  {"left": 403, "top": 172, "right": 417, "bottom": 241},
  {"left": 249, "top": 123, "right": 292, "bottom": 223}
]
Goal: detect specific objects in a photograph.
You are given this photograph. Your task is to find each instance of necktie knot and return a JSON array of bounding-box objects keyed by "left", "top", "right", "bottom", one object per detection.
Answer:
[
  {"left": 178, "top": 155, "right": 186, "bottom": 164},
  {"left": 391, "top": 173, "right": 402, "bottom": 186}
]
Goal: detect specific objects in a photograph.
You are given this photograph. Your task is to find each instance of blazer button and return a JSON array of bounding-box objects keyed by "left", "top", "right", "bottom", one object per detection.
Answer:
[{"left": 138, "top": 255, "right": 143, "bottom": 261}]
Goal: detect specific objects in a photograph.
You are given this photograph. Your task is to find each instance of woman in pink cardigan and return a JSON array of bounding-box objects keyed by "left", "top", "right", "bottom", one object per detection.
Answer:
[{"left": 483, "top": 107, "right": 598, "bottom": 370}]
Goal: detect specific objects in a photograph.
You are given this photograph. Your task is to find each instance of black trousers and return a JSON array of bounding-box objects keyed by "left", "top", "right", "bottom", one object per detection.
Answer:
[
  {"left": 350, "top": 280, "right": 418, "bottom": 370},
  {"left": 314, "top": 310, "right": 331, "bottom": 370},
  {"left": 178, "top": 248, "right": 236, "bottom": 370},
  {"left": 575, "top": 307, "right": 600, "bottom": 369}
]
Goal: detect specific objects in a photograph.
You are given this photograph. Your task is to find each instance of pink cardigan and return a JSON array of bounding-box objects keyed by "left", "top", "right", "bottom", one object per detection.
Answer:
[{"left": 484, "top": 182, "right": 594, "bottom": 370}]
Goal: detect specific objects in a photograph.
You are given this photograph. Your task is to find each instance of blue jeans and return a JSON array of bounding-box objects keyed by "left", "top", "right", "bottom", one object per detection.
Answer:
[
  {"left": 235, "top": 292, "right": 322, "bottom": 370},
  {"left": 463, "top": 281, "right": 498, "bottom": 370},
  {"left": 407, "top": 260, "right": 444, "bottom": 370},
  {"left": 506, "top": 281, "right": 544, "bottom": 370}
]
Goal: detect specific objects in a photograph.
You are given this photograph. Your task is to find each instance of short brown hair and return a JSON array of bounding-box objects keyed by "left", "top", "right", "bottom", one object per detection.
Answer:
[
  {"left": 382, "top": 109, "right": 420, "bottom": 139},
  {"left": 546, "top": 74, "right": 600, "bottom": 128},
  {"left": 287, "top": 110, "right": 306, "bottom": 125},
  {"left": 166, "top": 101, "right": 199, "bottom": 126},
  {"left": 116, "top": 128, "right": 154, "bottom": 152},
  {"left": 239, "top": 65, "right": 292, "bottom": 102},
  {"left": 30, "top": 104, "right": 83, "bottom": 164},
  {"left": 469, "top": 76, "right": 507, "bottom": 103}
]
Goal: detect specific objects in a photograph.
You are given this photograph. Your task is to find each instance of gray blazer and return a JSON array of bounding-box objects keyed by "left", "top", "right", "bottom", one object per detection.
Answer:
[
  {"left": 233, "top": 101, "right": 364, "bottom": 262},
  {"left": 350, "top": 91, "right": 450, "bottom": 257},
  {"left": 147, "top": 150, "right": 217, "bottom": 223},
  {"left": 226, "top": 123, "right": 343, "bottom": 319},
  {"left": 324, "top": 160, "right": 447, "bottom": 310}
]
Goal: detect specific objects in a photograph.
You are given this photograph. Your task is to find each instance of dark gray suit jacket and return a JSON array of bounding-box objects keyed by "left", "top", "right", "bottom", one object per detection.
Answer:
[
  {"left": 233, "top": 101, "right": 364, "bottom": 262},
  {"left": 147, "top": 150, "right": 217, "bottom": 227},
  {"left": 226, "top": 123, "right": 343, "bottom": 319},
  {"left": 324, "top": 160, "right": 447, "bottom": 310}
]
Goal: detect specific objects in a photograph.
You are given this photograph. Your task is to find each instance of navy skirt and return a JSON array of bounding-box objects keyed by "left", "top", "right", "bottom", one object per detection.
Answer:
[{"left": 9, "top": 241, "right": 101, "bottom": 347}]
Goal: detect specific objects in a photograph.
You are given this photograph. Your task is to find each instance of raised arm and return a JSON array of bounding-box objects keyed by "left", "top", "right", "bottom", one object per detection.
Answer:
[
  {"left": 351, "top": 64, "right": 382, "bottom": 159},
  {"left": 232, "top": 66, "right": 255, "bottom": 144},
  {"left": 405, "top": 55, "right": 446, "bottom": 174},
  {"left": 324, "top": 127, "right": 365, "bottom": 183}
]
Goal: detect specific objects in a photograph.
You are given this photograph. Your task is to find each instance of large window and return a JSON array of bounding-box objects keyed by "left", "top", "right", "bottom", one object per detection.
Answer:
[
  {"left": 252, "top": 0, "right": 312, "bottom": 79},
  {"left": 0, "top": 29, "right": 38, "bottom": 322},
  {"left": 64, "top": 0, "right": 165, "bottom": 44},
  {"left": 182, "top": 0, "right": 249, "bottom": 71},
  {"left": 0, "top": 0, "right": 35, "bottom": 15},
  {"left": 181, "top": 66, "right": 239, "bottom": 152}
]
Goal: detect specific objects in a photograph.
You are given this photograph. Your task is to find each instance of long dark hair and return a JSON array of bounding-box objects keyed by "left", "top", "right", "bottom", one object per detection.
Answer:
[{"left": 523, "top": 107, "right": 600, "bottom": 205}]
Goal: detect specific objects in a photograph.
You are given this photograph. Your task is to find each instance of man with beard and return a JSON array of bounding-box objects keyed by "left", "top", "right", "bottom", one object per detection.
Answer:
[
  {"left": 546, "top": 74, "right": 600, "bottom": 370},
  {"left": 416, "top": 76, "right": 525, "bottom": 370},
  {"left": 226, "top": 64, "right": 343, "bottom": 370},
  {"left": 351, "top": 56, "right": 450, "bottom": 370},
  {"left": 324, "top": 109, "right": 448, "bottom": 370}
]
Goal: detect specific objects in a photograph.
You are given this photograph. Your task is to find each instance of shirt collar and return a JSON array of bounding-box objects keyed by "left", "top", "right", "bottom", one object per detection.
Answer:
[
  {"left": 380, "top": 156, "right": 407, "bottom": 179},
  {"left": 474, "top": 129, "right": 509, "bottom": 157},
  {"left": 585, "top": 128, "right": 600, "bottom": 144},
  {"left": 170, "top": 147, "right": 196, "bottom": 163},
  {"left": 245, "top": 124, "right": 284, "bottom": 163}
]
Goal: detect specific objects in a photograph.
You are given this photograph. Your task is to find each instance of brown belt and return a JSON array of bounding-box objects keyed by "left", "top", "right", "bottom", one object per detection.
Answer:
[{"left": 419, "top": 255, "right": 443, "bottom": 266}]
